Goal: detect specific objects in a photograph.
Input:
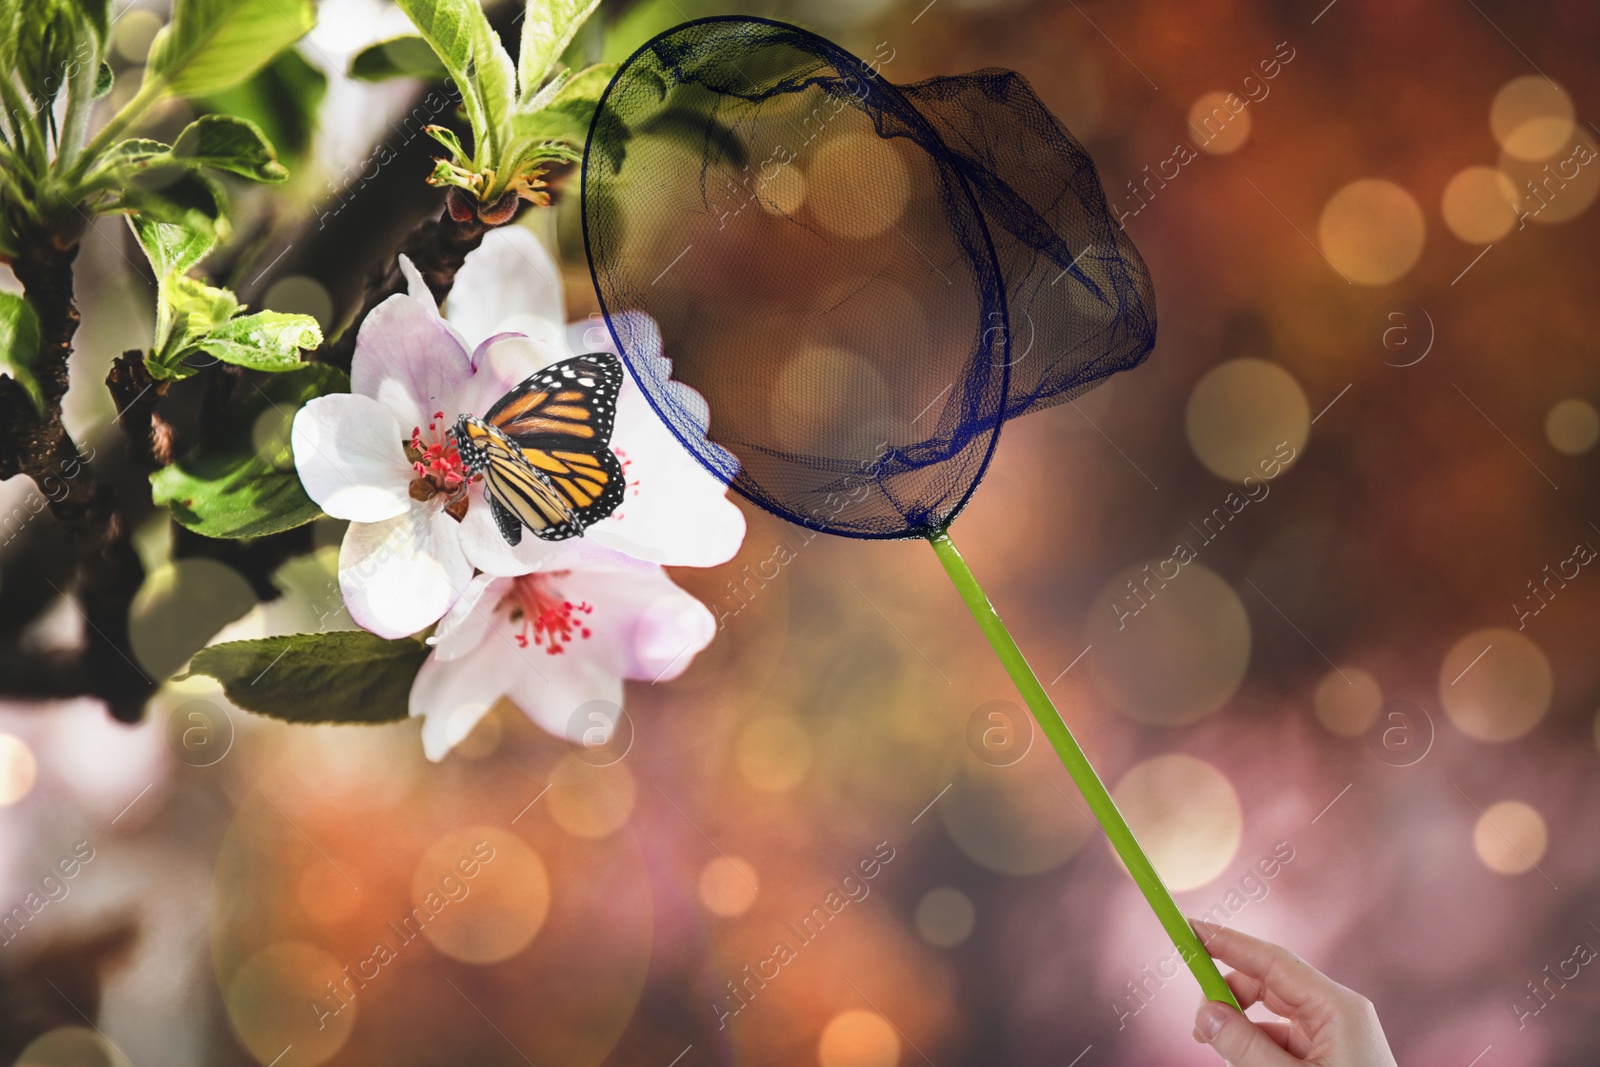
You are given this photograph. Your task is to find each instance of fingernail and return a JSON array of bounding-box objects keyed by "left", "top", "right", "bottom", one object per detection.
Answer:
[{"left": 1196, "top": 1002, "right": 1232, "bottom": 1042}]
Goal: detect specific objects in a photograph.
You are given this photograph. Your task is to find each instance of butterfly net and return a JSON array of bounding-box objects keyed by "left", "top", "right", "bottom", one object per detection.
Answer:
[{"left": 583, "top": 16, "right": 1155, "bottom": 538}]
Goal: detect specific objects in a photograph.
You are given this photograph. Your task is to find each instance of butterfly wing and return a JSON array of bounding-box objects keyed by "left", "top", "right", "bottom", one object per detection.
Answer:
[
  {"left": 484, "top": 353, "right": 622, "bottom": 447},
  {"left": 473, "top": 429, "right": 583, "bottom": 544},
  {"left": 480, "top": 354, "right": 628, "bottom": 538}
]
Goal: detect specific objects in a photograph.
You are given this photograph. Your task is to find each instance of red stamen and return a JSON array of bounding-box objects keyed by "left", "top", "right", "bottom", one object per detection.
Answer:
[{"left": 501, "top": 573, "right": 595, "bottom": 655}]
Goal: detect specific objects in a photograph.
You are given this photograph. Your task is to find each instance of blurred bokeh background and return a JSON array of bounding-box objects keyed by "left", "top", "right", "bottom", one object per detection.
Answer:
[{"left": 3, "top": 0, "right": 1600, "bottom": 1064}]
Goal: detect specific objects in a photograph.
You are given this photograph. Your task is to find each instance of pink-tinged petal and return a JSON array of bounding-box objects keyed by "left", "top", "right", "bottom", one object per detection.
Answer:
[
  {"left": 459, "top": 333, "right": 560, "bottom": 417},
  {"left": 456, "top": 485, "right": 541, "bottom": 577},
  {"left": 291, "top": 393, "right": 412, "bottom": 522},
  {"left": 350, "top": 290, "right": 477, "bottom": 431},
  {"left": 446, "top": 226, "right": 565, "bottom": 346},
  {"left": 430, "top": 572, "right": 509, "bottom": 662},
  {"left": 397, "top": 254, "right": 437, "bottom": 314},
  {"left": 585, "top": 377, "right": 745, "bottom": 567},
  {"left": 409, "top": 638, "right": 507, "bottom": 761},
  {"left": 339, "top": 506, "right": 471, "bottom": 639},
  {"left": 505, "top": 655, "right": 624, "bottom": 741},
  {"left": 557, "top": 567, "right": 716, "bottom": 681}
]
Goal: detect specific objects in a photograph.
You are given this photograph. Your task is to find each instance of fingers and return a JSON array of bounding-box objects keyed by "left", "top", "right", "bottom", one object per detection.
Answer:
[
  {"left": 1194, "top": 1001, "right": 1301, "bottom": 1067},
  {"left": 1225, "top": 969, "right": 1264, "bottom": 1010},
  {"left": 1190, "top": 919, "right": 1327, "bottom": 1011}
]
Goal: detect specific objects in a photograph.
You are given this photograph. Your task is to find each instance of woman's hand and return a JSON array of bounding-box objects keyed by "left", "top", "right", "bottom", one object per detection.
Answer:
[{"left": 1190, "top": 920, "right": 1399, "bottom": 1066}]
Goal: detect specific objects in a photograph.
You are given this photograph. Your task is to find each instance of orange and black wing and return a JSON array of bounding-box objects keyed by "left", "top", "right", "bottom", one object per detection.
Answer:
[
  {"left": 483, "top": 353, "right": 622, "bottom": 447},
  {"left": 469, "top": 354, "right": 628, "bottom": 543}
]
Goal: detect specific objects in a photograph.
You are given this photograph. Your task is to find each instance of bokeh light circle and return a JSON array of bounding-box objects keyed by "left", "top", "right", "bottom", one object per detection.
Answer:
[
  {"left": 1490, "top": 76, "right": 1575, "bottom": 161},
  {"left": 546, "top": 755, "right": 637, "bottom": 838},
  {"left": 1545, "top": 398, "right": 1599, "bottom": 454},
  {"left": 698, "top": 857, "right": 760, "bottom": 917},
  {"left": 1313, "top": 667, "right": 1383, "bottom": 737},
  {"left": 224, "top": 942, "right": 355, "bottom": 1066},
  {"left": 263, "top": 275, "right": 335, "bottom": 331},
  {"left": 1318, "top": 179, "right": 1426, "bottom": 285},
  {"left": 1086, "top": 562, "right": 1251, "bottom": 726},
  {"left": 1498, "top": 136, "right": 1600, "bottom": 225},
  {"left": 112, "top": 9, "right": 163, "bottom": 63},
  {"left": 1189, "top": 92, "right": 1252, "bottom": 155},
  {"left": 940, "top": 760, "right": 1094, "bottom": 876},
  {"left": 17, "top": 1027, "right": 123, "bottom": 1067},
  {"left": 1438, "top": 629, "right": 1552, "bottom": 742},
  {"left": 296, "top": 862, "right": 363, "bottom": 926},
  {"left": 818, "top": 1009, "right": 900, "bottom": 1067},
  {"left": 1184, "top": 358, "right": 1309, "bottom": 481},
  {"left": 412, "top": 826, "right": 550, "bottom": 964},
  {"left": 734, "top": 715, "right": 813, "bottom": 793},
  {"left": 0, "top": 732, "right": 38, "bottom": 805},
  {"left": 806, "top": 134, "right": 911, "bottom": 239},
  {"left": 1472, "top": 800, "right": 1548, "bottom": 875},
  {"left": 1440, "top": 166, "right": 1519, "bottom": 242},
  {"left": 914, "top": 887, "right": 976, "bottom": 948},
  {"left": 1112, "top": 754, "right": 1242, "bottom": 892}
]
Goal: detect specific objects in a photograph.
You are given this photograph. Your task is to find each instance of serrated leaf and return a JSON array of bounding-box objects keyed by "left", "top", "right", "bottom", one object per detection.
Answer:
[
  {"left": 510, "top": 61, "right": 614, "bottom": 148},
  {"left": 0, "top": 292, "right": 43, "bottom": 410},
  {"left": 150, "top": 363, "right": 347, "bottom": 538},
  {"left": 172, "top": 113, "right": 288, "bottom": 182},
  {"left": 194, "top": 311, "right": 320, "bottom": 372},
  {"left": 393, "top": 0, "right": 515, "bottom": 166},
  {"left": 129, "top": 213, "right": 214, "bottom": 279},
  {"left": 349, "top": 34, "right": 450, "bottom": 82},
  {"left": 187, "top": 631, "right": 428, "bottom": 723},
  {"left": 517, "top": 0, "right": 601, "bottom": 103},
  {"left": 146, "top": 0, "right": 316, "bottom": 97}
]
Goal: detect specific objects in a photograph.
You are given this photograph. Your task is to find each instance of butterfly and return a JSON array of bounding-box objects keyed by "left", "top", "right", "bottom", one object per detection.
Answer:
[{"left": 452, "top": 353, "right": 627, "bottom": 546}]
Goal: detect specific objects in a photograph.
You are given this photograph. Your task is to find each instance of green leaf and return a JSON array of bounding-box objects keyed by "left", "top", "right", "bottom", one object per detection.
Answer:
[
  {"left": 129, "top": 214, "right": 215, "bottom": 279},
  {"left": 393, "top": 0, "right": 515, "bottom": 166},
  {"left": 16, "top": 0, "right": 79, "bottom": 106},
  {"left": 517, "top": 0, "right": 601, "bottom": 103},
  {"left": 349, "top": 35, "right": 450, "bottom": 82},
  {"left": 94, "top": 61, "right": 113, "bottom": 97},
  {"left": 194, "top": 311, "right": 320, "bottom": 372},
  {"left": 197, "top": 48, "right": 327, "bottom": 161},
  {"left": 510, "top": 62, "right": 614, "bottom": 148},
  {"left": 187, "top": 631, "right": 428, "bottom": 724},
  {"left": 146, "top": 0, "right": 316, "bottom": 97},
  {"left": 0, "top": 292, "right": 43, "bottom": 410},
  {"left": 118, "top": 163, "right": 227, "bottom": 235},
  {"left": 150, "top": 363, "right": 347, "bottom": 537},
  {"left": 424, "top": 123, "right": 468, "bottom": 163},
  {"left": 172, "top": 114, "right": 288, "bottom": 182}
]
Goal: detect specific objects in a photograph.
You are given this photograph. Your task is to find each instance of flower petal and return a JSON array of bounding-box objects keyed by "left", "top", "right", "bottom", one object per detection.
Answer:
[
  {"left": 456, "top": 485, "right": 540, "bottom": 577},
  {"left": 446, "top": 227, "right": 566, "bottom": 348},
  {"left": 430, "top": 571, "right": 509, "bottom": 661},
  {"left": 291, "top": 393, "right": 412, "bottom": 522},
  {"left": 410, "top": 637, "right": 507, "bottom": 761},
  {"left": 585, "top": 376, "right": 746, "bottom": 567},
  {"left": 350, "top": 289, "right": 477, "bottom": 431},
  {"left": 557, "top": 566, "right": 716, "bottom": 681},
  {"left": 506, "top": 655, "right": 625, "bottom": 741},
  {"left": 339, "top": 506, "right": 471, "bottom": 638}
]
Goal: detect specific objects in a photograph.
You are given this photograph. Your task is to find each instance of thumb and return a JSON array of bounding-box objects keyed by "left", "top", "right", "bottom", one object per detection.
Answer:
[{"left": 1194, "top": 1001, "right": 1299, "bottom": 1066}]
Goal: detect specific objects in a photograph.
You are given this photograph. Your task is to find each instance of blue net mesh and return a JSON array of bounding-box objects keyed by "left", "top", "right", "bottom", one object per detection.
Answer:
[{"left": 582, "top": 16, "right": 1155, "bottom": 539}]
